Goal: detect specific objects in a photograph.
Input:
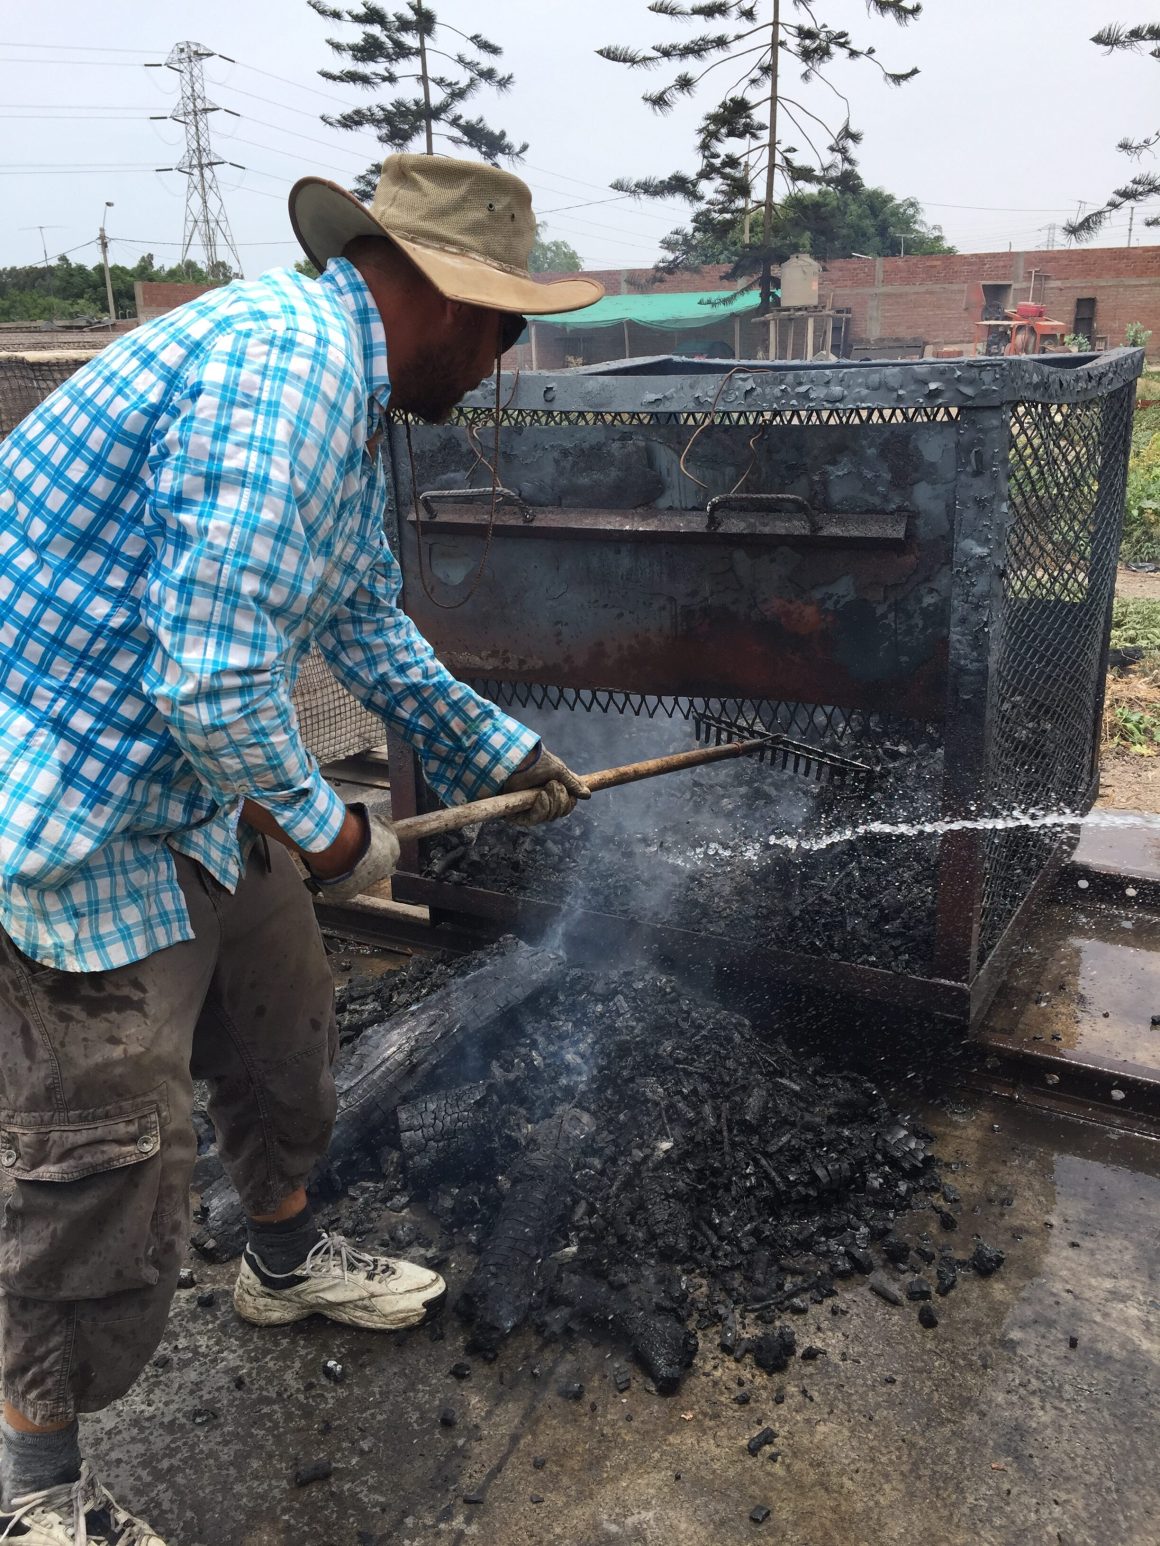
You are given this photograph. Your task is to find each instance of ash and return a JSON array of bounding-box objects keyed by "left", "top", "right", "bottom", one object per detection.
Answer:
[{"left": 336, "top": 946, "right": 970, "bottom": 1391}]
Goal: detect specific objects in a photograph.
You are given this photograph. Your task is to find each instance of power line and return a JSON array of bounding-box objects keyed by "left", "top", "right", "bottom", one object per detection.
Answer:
[
  {"left": 0, "top": 42, "right": 157, "bottom": 54},
  {"left": 0, "top": 58, "right": 146, "bottom": 68}
]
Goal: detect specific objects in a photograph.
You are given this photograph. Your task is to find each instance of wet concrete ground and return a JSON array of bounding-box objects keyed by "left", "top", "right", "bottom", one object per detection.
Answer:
[
  {"left": 83, "top": 1094, "right": 1160, "bottom": 1544},
  {"left": 82, "top": 1095, "right": 1160, "bottom": 1546},
  {"left": 74, "top": 825, "right": 1160, "bottom": 1545}
]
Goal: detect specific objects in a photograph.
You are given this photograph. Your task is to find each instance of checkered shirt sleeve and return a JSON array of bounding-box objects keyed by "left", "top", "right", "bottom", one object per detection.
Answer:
[
  {"left": 318, "top": 525, "right": 539, "bottom": 805},
  {"left": 141, "top": 327, "right": 350, "bottom": 853}
]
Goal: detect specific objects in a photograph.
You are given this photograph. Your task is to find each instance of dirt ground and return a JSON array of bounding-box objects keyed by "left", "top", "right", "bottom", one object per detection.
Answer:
[
  {"left": 1098, "top": 664, "right": 1160, "bottom": 811},
  {"left": 1097, "top": 748, "right": 1160, "bottom": 812},
  {"left": 1096, "top": 570, "right": 1160, "bottom": 812},
  {"left": 1114, "top": 564, "right": 1160, "bottom": 601}
]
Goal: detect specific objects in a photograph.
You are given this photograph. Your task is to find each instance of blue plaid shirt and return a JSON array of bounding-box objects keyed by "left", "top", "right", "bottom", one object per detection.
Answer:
[{"left": 0, "top": 258, "right": 537, "bottom": 971}]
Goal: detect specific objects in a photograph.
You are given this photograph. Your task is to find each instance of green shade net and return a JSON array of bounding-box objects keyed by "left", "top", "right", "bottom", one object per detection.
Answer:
[{"left": 533, "top": 289, "right": 766, "bottom": 331}]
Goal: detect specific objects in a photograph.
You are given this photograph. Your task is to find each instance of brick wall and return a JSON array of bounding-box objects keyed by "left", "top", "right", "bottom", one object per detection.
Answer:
[
  {"left": 820, "top": 246, "right": 1160, "bottom": 357},
  {"left": 134, "top": 280, "right": 219, "bottom": 321}
]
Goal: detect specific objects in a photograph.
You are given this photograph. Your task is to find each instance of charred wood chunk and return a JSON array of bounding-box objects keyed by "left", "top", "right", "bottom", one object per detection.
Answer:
[
  {"left": 753, "top": 1327, "right": 796, "bottom": 1374},
  {"left": 619, "top": 1306, "right": 698, "bottom": 1394},
  {"left": 552, "top": 1271, "right": 697, "bottom": 1395},
  {"left": 396, "top": 1082, "right": 500, "bottom": 1190},
  {"left": 193, "top": 941, "right": 561, "bottom": 1260},
  {"left": 968, "top": 1239, "right": 1005, "bottom": 1276},
  {"left": 457, "top": 1109, "right": 593, "bottom": 1349}
]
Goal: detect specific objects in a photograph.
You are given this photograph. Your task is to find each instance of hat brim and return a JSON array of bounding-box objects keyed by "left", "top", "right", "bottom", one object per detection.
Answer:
[{"left": 289, "top": 177, "right": 604, "bottom": 316}]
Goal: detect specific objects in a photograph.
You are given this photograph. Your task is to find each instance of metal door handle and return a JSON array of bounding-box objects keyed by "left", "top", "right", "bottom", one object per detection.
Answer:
[{"left": 418, "top": 487, "right": 533, "bottom": 522}]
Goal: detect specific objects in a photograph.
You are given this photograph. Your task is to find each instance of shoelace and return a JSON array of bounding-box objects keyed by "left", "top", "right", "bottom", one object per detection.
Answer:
[
  {"left": 0, "top": 1461, "right": 155, "bottom": 1543},
  {"left": 301, "top": 1232, "right": 397, "bottom": 1285}
]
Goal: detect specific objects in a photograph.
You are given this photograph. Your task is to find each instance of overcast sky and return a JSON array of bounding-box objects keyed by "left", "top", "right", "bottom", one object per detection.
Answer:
[{"left": 3, "top": 1, "right": 1158, "bottom": 277}]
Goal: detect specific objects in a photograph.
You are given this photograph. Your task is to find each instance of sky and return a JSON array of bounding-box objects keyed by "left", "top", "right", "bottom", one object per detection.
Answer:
[{"left": 2, "top": 1, "right": 1158, "bottom": 278}]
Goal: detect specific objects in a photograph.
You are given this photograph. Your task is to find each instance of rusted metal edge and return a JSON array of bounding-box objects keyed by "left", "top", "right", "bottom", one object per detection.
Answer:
[
  {"left": 968, "top": 836, "right": 1076, "bottom": 1024},
  {"left": 405, "top": 505, "right": 910, "bottom": 546},
  {"left": 313, "top": 896, "right": 486, "bottom": 955},
  {"left": 389, "top": 873, "right": 973, "bottom": 1019},
  {"left": 964, "top": 1066, "right": 1160, "bottom": 1138},
  {"left": 970, "top": 1034, "right": 1160, "bottom": 1129},
  {"left": 1059, "top": 856, "right": 1160, "bottom": 911}
]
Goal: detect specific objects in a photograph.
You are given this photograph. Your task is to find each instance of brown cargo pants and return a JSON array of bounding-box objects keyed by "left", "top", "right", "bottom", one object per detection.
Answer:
[{"left": 0, "top": 846, "right": 338, "bottom": 1424}]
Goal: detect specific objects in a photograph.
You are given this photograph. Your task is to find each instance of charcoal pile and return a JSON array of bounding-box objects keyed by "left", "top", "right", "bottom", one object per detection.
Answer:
[
  {"left": 421, "top": 736, "right": 944, "bottom": 975},
  {"left": 330, "top": 945, "right": 993, "bottom": 1392}
]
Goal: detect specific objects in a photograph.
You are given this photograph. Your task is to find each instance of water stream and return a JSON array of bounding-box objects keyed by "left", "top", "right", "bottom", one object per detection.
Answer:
[{"left": 763, "top": 805, "right": 1160, "bottom": 855}]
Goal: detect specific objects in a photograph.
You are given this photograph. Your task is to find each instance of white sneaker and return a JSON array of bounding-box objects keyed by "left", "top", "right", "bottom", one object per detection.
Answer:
[
  {"left": 0, "top": 1462, "right": 166, "bottom": 1543},
  {"left": 233, "top": 1231, "right": 446, "bottom": 1331}
]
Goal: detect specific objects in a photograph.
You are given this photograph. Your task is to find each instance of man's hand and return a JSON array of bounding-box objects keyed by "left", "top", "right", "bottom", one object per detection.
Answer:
[
  {"left": 304, "top": 803, "right": 401, "bottom": 902},
  {"left": 502, "top": 747, "right": 590, "bottom": 827}
]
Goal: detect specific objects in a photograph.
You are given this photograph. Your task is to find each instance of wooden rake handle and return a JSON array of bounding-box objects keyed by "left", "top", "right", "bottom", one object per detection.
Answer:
[{"left": 391, "top": 734, "right": 779, "bottom": 845}]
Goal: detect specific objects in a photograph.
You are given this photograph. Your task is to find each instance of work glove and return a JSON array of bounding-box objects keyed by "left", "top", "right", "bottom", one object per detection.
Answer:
[
  {"left": 502, "top": 746, "right": 591, "bottom": 827},
  {"left": 305, "top": 803, "right": 400, "bottom": 903}
]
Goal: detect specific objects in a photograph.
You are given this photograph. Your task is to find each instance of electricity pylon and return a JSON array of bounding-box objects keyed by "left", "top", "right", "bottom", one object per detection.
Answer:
[{"left": 149, "top": 41, "right": 243, "bottom": 275}]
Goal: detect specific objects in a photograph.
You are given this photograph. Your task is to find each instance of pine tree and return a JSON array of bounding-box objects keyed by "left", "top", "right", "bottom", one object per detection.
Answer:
[
  {"left": 308, "top": 0, "right": 527, "bottom": 199},
  {"left": 598, "top": 1, "right": 922, "bottom": 308},
  {"left": 1065, "top": 23, "right": 1160, "bottom": 242}
]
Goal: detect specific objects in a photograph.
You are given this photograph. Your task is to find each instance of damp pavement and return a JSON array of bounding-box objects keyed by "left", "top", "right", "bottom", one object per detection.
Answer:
[{"left": 76, "top": 1086, "right": 1160, "bottom": 1546}]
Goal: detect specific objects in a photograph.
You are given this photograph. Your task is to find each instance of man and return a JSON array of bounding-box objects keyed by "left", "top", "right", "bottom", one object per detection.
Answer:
[{"left": 0, "top": 155, "right": 602, "bottom": 1543}]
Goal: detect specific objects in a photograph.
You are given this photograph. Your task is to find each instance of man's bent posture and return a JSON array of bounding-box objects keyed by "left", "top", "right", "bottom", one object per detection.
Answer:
[{"left": 0, "top": 156, "right": 600, "bottom": 1542}]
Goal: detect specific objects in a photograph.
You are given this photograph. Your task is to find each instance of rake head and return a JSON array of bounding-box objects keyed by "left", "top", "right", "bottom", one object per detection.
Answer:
[{"left": 692, "top": 710, "right": 875, "bottom": 787}]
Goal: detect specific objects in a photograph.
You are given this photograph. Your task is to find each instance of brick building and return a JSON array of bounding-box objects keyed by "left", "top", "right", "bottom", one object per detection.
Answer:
[
  {"left": 514, "top": 246, "right": 1160, "bottom": 366},
  {"left": 133, "top": 279, "right": 219, "bottom": 322},
  {"left": 822, "top": 246, "right": 1160, "bottom": 359}
]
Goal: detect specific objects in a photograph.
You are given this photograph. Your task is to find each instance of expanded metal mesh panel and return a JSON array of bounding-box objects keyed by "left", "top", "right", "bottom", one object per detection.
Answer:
[
  {"left": 291, "top": 648, "right": 386, "bottom": 768},
  {"left": 978, "top": 385, "right": 1134, "bottom": 957},
  {"left": 411, "top": 405, "right": 962, "bottom": 430},
  {"left": 0, "top": 352, "right": 95, "bottom": 439},
  {"left": 471, "top": 680, "right": 938, "bottom": 756}
]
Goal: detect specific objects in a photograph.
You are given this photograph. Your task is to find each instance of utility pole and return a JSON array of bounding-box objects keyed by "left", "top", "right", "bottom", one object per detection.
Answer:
[
  {"left": 98, "top": 202, "right": 116, "bottom": 327},
  {"left": 20, "top": 224, "right": 64, "bottom": 323},
  {"left": 148, "top": 41, "right": 243, "bottom": 275},
  {"left": 1127, "top": 205, "right": 1135, "bottom": 247}
]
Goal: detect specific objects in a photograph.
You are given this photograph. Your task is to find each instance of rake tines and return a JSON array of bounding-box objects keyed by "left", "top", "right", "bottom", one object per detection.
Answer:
[{"left": 692, "top": 710, "right": 874, "bottom": 787}]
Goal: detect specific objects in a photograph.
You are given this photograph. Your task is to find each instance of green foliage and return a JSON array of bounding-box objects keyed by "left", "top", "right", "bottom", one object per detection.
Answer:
[
  {"left": 294, "top": 258, "right": 321, "bottom": 278},
  {"left": 1108, "top": 704, "right": 1160, "bottom": 753},
  {"left": 0, "top": 252, "right": 228, "bottom": 323},
  {"left": 656, "top": 181, "right": 951, "bottom": 266},
  {"left": 1063, "top": 332, "right": 1090, "bottom": 351},
  {"left": 1110, "top": 597, "right": 1160, "bottom": 652},
  {"left": 1126, "top": 320, "right": 1153, "bottom": 348},
  {"left": 1122, "top": 407, "right": 1160, "bottom": 560},
  {"left": 1065, "top": 22, "right": 1159, "bottom": 241},
  {"left": 599, "top": 0, "right": 923, "bottom": 306},
  {"left": 528, "top": 226, "right": 583, "bottom": 274},
  {"left": 308, "top": 0, "right": 526, "bottom": 198}
]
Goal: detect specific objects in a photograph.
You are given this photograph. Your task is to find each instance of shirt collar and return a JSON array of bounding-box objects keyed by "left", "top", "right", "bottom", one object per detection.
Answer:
[{"left": 319, "top": 256, "right": 391, "bottom": 410}]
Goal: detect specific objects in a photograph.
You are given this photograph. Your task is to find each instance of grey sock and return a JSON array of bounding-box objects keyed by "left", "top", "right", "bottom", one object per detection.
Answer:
[
  {"left": 246, "top": 1204, "right": 324, "bottom": 1278},
  {"left": 0, "top": 1417, "right": 81, "bottom": 1509}
]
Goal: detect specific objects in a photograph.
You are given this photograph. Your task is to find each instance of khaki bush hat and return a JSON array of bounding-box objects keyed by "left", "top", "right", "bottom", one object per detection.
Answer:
[{"left": 290, "top": 153, "right": 604, "bottom": 316}]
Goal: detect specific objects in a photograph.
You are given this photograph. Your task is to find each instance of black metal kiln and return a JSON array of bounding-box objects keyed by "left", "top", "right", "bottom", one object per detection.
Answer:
[{"left": 384, "top": 351, "right": 1142, "bottom": 1025}]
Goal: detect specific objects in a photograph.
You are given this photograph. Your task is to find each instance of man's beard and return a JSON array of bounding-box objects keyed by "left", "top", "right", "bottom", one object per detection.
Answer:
[{"left": 397, "top": 338, "right": 491, "bottom": 424}]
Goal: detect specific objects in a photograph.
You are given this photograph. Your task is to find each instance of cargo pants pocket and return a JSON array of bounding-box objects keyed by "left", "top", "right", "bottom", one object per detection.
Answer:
[{"left": 0, "top": 1100, "right": 165, "bottom": 1302}]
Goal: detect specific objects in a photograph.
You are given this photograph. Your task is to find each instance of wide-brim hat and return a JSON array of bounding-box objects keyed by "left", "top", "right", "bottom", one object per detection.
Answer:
[{"left": 290, "top": 153, "right": 603, "bottom": 316}]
